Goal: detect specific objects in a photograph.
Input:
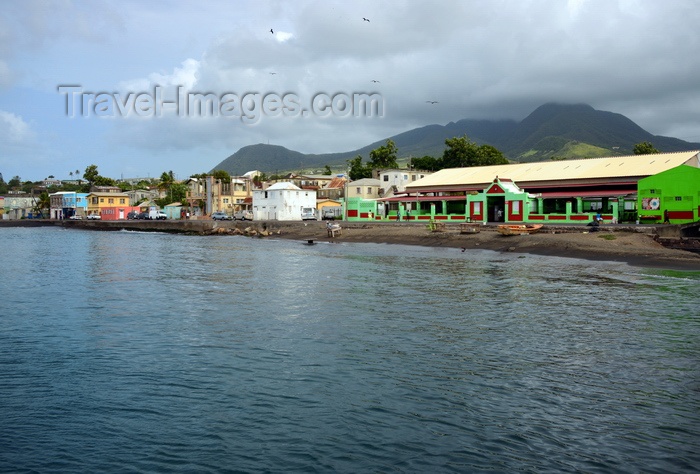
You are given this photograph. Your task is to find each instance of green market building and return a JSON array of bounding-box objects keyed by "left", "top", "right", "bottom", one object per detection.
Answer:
[{"left": 345, "top": 151, "right": 700, "bottom": 225}]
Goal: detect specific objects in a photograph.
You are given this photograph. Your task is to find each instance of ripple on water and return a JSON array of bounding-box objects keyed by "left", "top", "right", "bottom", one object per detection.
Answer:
[{"left": 0, "top": 228, "right": 699, "bottom": 472}]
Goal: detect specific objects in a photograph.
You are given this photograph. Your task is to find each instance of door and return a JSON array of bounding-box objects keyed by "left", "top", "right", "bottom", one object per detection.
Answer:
[{"left": 487, "top": 196, "right": 505, "bottom": 223}]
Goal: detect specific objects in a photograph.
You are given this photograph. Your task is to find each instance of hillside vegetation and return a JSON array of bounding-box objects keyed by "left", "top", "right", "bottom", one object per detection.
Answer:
[{"left": 211, "top": 103, "right": 700, "bottom": 175}]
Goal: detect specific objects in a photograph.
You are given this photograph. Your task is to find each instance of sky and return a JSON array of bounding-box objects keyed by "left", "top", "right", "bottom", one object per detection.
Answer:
[{"left": 1, "top": 0, "right": 699, "bottom": 182}]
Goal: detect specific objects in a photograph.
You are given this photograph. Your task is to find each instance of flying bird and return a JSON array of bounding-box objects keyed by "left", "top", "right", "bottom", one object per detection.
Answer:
[
  {"left": 371, "top": 79, "right": 380, "bottom": 83},
  {"left": 269, "top": 72, "right": 277, "bottom": 75},
  {"left": 270, "top": 28, "right": 274, "bottom": 34},
  {"left": 426, "top": 100, "right": 439, "bottom": 104},
  {"left": 363, "top": 17, "right": 370, "bottom": 22}
]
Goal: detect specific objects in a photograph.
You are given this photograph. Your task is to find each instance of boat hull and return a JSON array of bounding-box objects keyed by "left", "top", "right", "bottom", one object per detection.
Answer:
[{"left": 497, "top": 224, "right": 543, "bottom": 236}]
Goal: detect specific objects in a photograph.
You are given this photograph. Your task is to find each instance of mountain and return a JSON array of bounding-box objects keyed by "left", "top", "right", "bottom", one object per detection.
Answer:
[{"left": 211, "top": 103, "right": 700, "bottom": 175}]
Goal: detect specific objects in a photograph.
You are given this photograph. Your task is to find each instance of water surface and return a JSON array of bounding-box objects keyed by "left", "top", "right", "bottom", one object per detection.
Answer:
[{"left": 1, "top": 227, "right": 698, "bottom": 472}]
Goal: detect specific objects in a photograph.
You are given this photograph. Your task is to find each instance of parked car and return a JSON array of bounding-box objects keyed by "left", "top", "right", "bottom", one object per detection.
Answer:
[
  {"left": 211, "top": 211, "right": 232, "bottom": 221},
  {"left": 136, "top": 212, "right": 149, "bottom": 220},
  {"left": 127, "top": 211, "right": 139, "bottom": 220},
  {"left": 322, "top": 207, "right": 342, "bottom": 220},
  {"left": 87, "top": 214, "right": 101, "bottom": 220},
  {"left": 69, "top": 214, "right": 82, "bottom": 220},
  {"left": 301, "top": 207, "right": 317, "bottom": 220},
  {"left": 148, "top": 210, "right": 167, "bottom": 220},
  {"left": 233, "top": 210, "right": 253, "bottom": 221}
]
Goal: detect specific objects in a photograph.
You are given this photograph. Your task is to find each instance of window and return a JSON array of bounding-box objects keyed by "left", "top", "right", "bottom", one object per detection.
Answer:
[
  {"left": 356, "top": 187, "right": 361, "bottom": 194},
  {"left": 473, "top": 202, "right": 481, "bottom": 214},
  {"left": 223, "top": 198, "right": 229, "bottom": 204},
  {"left": 368, "top": 188, "right": 372, "bottom": 194},
  {"left": 512, "top": 201, "right": 520, "bottom": 214},
  {"left": 108, "top": 198, "right": 114, "bottom": 204},
  {"left": 119, "top": 198, "right": 125, "bottom": 204},
  {"left": 383, "top": 175, "right": 388, "bottom": 181},
  {"left": 100, "top": 198, "right": 104, "bottom": 203},
  {"left": 675, "top": 196, "right": 682, "bottom": 201},
  {"left": 403, "top": 175, "right": 408, "bottom": 180}
]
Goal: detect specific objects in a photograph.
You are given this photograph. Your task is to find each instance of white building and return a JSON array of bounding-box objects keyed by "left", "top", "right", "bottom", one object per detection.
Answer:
[
  {"left": 252, "top": 182, "right": 317, "bottom": 221},
  {"left": 377, "top": 169, "right": 431, "bottom": 197}
]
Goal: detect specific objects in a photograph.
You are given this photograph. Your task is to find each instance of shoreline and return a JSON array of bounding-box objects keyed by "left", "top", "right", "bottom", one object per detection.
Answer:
[{"left": 2, "top": 219, "right": 699, "bottom": 271}]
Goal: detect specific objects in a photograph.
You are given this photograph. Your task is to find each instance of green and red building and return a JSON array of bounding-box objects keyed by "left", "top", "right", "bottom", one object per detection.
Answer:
[{"left": 345, "top": 150, "right": 699, "bottom": 224}]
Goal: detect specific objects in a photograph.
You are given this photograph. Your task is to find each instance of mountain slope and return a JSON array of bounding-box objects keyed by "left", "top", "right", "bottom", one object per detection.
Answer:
[{"left": 211, "top": 103, "right": 700, "bottom": 174}]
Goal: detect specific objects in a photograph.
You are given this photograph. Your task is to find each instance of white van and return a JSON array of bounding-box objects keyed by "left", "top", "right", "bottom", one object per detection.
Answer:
[{"left": 301, "top": 207, "right": 317, "bottom": 220}]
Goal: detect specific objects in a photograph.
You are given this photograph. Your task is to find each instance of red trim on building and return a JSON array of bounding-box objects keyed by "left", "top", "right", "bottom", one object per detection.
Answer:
[
  {"left": 669, "top": 210, "right": 694, "bottom": 219},
  {"left": 348, "top": 209, "right": 358, "bottom": 217},
  {"left": 570, "top": 215, "right": 590, "bottom": 221},
  {"left": 487, "top": 184, "right": 505, "bottom": 194},
  {"left": 529, "top": 215, "right": 545, "bottom": 220}
]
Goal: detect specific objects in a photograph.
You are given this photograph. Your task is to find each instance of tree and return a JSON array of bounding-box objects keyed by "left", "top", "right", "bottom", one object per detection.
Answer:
[
  {"left": 8, "top": 175, "right": 21, "bottom": 188},
  {"left": 475, "top": 144, "right": 509, "bottom": 166},
  {"left": 35, "top": 192, "right": 50, "bottom": 217},
  {"left": 347, "top": 155, "right": 372, "bottom": 180},
  {"left": 440, "top": 136, "right": 479, "bottom": 168},
  {"left": 410, "top": 155, "right": 441, "bottom": 171},
  {"left": 633, "top": 141, "right": 659, "bottom": 155},
  {"left": 83, "top": 165, "right": 100, "bottom": 187},
  {"left": 212, "top": 170, "right": 231, "bottom": 183},
  {"left": 323, "top": 165, "right": 333, "bottom": 175},
  {"left": 369, "top": 139, "right": 399, "bottom": 169},
  {"left": 439, "top": 136, "right": 508, "bottom": 168}
]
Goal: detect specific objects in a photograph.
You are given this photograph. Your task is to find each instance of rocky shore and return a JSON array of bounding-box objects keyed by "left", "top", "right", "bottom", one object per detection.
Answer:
[{"left": 3, "top": 219, "right": 699, "bottom": 270}]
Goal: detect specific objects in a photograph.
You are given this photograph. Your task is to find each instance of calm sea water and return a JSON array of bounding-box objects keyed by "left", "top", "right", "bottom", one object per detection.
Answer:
[{"left": 1, "top": 227, "right": 699, "bottom": 473}]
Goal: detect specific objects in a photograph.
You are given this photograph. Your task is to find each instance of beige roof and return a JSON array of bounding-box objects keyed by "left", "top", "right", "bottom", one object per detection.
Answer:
[{"left": 406, "top": 151, "right": 700, "bottom": 190}]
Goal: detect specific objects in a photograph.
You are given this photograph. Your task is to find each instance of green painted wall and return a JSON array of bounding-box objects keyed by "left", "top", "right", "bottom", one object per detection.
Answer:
[{"left": 637, "top": 165, "right": 700, "bottom": 224}]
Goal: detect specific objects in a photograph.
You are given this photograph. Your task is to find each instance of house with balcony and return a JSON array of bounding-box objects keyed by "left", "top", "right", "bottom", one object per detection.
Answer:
[
  {"left": 377, "top": 169, "right": 431, "bottom": 198},
  {"left": 49, "top": 191, "right": 89, "bottom": 219}
]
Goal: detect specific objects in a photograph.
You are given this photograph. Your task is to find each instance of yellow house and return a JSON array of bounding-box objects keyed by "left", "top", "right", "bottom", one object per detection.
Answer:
[
  {"left": 87, "top": 192, "right": 130, "bottom": 217},
  {"left": 210, "top": 176, "right": 253, "bottom": 215}
]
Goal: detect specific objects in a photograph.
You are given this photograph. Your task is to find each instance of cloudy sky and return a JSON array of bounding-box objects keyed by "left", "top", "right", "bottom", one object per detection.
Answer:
[{"left": 1, "top": 0, "right": 699, "bottom": 182}]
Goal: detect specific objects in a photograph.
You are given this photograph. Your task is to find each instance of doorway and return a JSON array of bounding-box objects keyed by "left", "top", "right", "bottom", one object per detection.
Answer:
[{"left": 487, "top": 196, "right": 505, "bottom": 223}]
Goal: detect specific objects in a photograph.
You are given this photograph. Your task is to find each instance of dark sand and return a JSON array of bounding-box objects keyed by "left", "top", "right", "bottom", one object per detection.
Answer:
[
  {"left": 3, "top": 219, "right": 699, "bottom": 271},
  {"left": 266, "top": 221, "right": 700, "bottom": 271}
]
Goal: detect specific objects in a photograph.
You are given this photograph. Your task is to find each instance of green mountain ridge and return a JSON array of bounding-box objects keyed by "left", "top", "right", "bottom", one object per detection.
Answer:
[{"left": 211, "top": 103, "right": 700, "bottom": 175}]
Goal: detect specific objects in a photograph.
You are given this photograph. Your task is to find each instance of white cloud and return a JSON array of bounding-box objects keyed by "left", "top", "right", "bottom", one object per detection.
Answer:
[
  {"left": 0, "top": 110, "right": 34, "bottom": 143},
  {"left": 3, "top": 0, "right": 700, "bottom": 181}
]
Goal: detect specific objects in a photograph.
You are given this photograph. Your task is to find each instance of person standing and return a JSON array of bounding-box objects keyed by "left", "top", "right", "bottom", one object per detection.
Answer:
[{"left": 663, "top": 209, "right": 670, "bottom": 224}]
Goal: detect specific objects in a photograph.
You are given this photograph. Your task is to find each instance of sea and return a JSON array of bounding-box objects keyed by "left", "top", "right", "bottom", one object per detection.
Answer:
[{"left": 1, "top": 226, "right": 699, "bottom": 473}]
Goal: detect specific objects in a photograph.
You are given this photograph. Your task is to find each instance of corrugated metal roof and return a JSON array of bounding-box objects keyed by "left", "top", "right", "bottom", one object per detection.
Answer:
[{"left": 406, "top": 151, "right": 700, "bottom": 190}]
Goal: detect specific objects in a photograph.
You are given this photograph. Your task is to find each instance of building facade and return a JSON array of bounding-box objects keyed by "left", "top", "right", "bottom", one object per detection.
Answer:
[{"left": 252, "top": 182, "right": 317, "bottom": 221}]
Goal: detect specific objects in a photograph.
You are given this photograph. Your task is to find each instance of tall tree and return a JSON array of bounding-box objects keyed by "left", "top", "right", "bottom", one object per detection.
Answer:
[
  {"left": 323, "top": 165, "right": 333, "bottom": 175},
  {"left": 369, "top": 139, "right": 399, "bottom": 169},
  {"left": 440, "top": 136, "right": 508, "bottom": 168},
  {"left": 440, "top": 136, "right": 479, "bottom": 168},
  {"left": 347, "top": 155, "right": 373, "bottom": 180},
  {"left": 633, "top": 141, "right": 659, "bottom": 155},
  {"left": 475, "top": 144, "right": 509, "bottom": 166},
  {"left": 83, "top": 165, "right": 100, "bottom": 187},
  {"left": 410, "top": 155, "right": 441, "bottom": 171}
]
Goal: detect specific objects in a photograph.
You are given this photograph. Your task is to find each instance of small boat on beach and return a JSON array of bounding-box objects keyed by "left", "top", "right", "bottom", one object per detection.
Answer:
[{"left": 497, "top": 224, "right": 543, "bottom": 236}]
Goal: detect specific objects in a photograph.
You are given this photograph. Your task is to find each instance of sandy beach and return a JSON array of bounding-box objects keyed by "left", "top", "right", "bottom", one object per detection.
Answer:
[
  {"left": 3, "top": 219, "right": 699, "bottom": 271},
  {"left": 264, "top": 221, "right": 700, "bottom": 271}
]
